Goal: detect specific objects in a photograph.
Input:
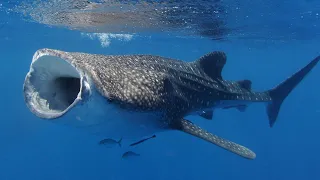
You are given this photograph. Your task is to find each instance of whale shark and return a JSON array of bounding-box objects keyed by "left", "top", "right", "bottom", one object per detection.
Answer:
[{"left": 23, "top": 48, "right": 319, "bottom": 160}]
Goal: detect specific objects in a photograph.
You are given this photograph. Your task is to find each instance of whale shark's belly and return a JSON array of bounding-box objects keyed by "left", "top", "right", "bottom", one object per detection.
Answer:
[
  {"left": 86, "top": 107, "right": 168, "bottom": 140},
  {"left": 53, "top": 91, "right": 169, "bottom": 141}
]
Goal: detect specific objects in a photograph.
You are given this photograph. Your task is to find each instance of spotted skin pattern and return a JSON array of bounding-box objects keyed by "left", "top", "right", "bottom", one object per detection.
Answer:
[
  {"left": 37, "top": 49, "right": 272, "bottom": 114},
  {"left": 31, "top": 49, "right": 320, "bottom": 160},
  {"left": 178, "top": 119, "right": 256, "bottom": 159}
]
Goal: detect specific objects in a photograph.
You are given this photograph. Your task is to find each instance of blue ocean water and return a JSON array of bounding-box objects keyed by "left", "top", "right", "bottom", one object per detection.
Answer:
[{"left": 0, "top": 1, "right": 320, "bottom": 180}]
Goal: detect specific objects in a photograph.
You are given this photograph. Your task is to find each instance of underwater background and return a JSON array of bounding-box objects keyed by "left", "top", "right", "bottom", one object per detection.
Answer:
[{"left": 0, "top": 0, "right": 320, "bottom": 180}]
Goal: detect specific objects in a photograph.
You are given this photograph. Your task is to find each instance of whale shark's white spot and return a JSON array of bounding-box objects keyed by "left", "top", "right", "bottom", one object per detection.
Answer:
[{"left": 81, "top": 33, "right": 133, "bottom": 47}]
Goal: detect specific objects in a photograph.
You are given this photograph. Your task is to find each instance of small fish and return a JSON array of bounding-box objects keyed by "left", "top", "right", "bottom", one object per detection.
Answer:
[
  {"left": 129, "top": 135, "right": 156, "bottom": 147},
  {"left": 99, "top": 137, "right": 122, "bottom": 147},
  {"left": 122, "top": 151, "right": 140, "bottom": 159}
]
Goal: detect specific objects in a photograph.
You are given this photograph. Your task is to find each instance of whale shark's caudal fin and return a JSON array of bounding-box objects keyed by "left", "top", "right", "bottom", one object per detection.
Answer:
[
  {"left": 266, "top": 55, "right": 320, "bottom": 127},
  {"left": 174, "top": 119, "right": 256, "bottom": 159}
]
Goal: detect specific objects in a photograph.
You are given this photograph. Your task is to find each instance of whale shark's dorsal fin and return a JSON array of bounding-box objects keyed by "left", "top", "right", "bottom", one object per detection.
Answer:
[
  {"left": 195, "top": 51, "right": 227, "bottom": 79},
  {"left": 173, "top": 119, "right": 256, "bottom": 160}
]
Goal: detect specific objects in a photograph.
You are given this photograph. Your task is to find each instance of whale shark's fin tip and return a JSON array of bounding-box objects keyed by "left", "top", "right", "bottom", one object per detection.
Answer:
[
  {"left": 267, "top": 55, "right": 320, "bottom": 127},
  {"left": 173, "top": 119, "right": 256, "bottom": 160}
]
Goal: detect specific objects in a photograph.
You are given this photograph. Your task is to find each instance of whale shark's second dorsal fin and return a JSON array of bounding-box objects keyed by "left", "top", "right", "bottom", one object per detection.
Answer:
[
  {"left": 237, "top": 80, "right": 252, "bottom": 91},
  {"left": 173, "top": 119, "right": 256, "bottom": 160},
  {"left": 195, "top": 51, "right": 227, "bottom": 79}
]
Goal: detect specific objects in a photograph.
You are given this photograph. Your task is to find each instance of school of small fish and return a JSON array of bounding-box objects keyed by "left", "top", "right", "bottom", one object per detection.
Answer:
[{"left": 99, "top": 135, "right": 156, "bottom": 159}]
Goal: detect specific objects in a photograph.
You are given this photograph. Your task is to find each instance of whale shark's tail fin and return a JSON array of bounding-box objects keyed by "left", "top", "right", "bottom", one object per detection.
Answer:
[{"left": 266, "top": 55, "right": 320, "bottom": 127}]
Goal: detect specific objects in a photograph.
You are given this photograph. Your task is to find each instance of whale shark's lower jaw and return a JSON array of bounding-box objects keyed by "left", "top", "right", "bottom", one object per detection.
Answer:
[{"left": 23, "top": 50, "right": 91, "bottom": 119}]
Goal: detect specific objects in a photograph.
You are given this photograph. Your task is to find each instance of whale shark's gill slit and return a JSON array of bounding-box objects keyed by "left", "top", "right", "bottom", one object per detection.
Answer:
[{"left": 24, "top": 54, "right": 84, "bottom": 119}]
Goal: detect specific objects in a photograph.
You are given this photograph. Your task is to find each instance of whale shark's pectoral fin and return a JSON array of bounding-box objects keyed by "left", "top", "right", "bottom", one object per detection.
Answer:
[
  {"left": 198, "top": 110, "right": 214, "bottom": 120},
  {"left": 173, "top": 119, "right": 256, "bottom": 160}
]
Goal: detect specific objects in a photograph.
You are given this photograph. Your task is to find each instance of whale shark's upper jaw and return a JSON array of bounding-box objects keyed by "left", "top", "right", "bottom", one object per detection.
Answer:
[{"left": 23, "top": 50, "right": 92, "bottom": 119}]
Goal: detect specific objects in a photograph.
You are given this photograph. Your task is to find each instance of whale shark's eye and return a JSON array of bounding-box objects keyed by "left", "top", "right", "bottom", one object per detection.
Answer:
[{"left": 24, "top": 54, "right": 82, "bottom": 119}]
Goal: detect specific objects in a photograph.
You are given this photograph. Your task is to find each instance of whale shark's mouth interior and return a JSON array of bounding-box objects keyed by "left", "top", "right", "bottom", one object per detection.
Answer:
[{"left": 24, "top": 55, "right": 82, "bottom": 119}]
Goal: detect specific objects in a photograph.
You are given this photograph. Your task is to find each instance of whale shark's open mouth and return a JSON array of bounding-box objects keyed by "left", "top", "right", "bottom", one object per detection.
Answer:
[{"left": 23, "top": 50, "right": 89, "bottom": 119}]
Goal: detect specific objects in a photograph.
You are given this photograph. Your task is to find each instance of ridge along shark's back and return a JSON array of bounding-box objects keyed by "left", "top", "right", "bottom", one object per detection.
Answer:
[{"left": 23, "top": 48, "right": 320, "bottom": 160}]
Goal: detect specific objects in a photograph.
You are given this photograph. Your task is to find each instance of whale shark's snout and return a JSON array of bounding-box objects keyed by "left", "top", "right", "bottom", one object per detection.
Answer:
[{"left": 23, "top": 50, "right": 92, "bottom": 119}]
